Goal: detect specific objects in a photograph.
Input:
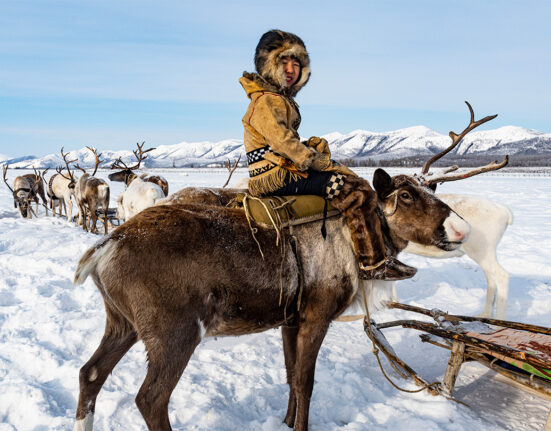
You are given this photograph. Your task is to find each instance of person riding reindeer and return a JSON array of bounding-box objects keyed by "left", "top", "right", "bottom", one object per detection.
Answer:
[{"left": 240, "top": 29, "right": 416, "bottom": 280}]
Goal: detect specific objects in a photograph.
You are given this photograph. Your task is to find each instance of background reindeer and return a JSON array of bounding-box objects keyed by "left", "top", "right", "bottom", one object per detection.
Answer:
[
  {"left": 47, "top": 148, "right": 79, "bottom": 222},
  {"left": 74, "top": 147, "right": 110, "bottom": 235},
  {"left": 108, "top": 142, "right": 169, "bottom": 195},
  {"left": 3, "top": 165, "right": 49, "bottom": 218},
  {"left": 115, "top": 176, "right": 165, "bottom": 222},
  {"left": 73, "top": 167, "right": 471, "bottom": 431}
]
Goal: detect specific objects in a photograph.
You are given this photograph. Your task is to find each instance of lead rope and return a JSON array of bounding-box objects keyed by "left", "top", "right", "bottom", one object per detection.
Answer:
[
  {"left": 242, "top": 195, "right": 265, "bottom": 260},
  {"left": 382, "top": 190, "right": 400, "bottom": 217},
  {"left": 361, "top": 281, "right": 468, "bottom": 406}
]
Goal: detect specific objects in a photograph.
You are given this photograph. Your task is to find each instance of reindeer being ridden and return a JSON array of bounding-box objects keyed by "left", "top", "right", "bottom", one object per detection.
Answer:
[{"left": 3, "top": 165, "right": 49, "bottom": 218}]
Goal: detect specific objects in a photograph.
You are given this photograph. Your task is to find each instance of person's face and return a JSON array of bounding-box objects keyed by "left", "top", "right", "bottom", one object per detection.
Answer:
[{"left": 282, "top": 56, "right": 300, "bottom": 87}]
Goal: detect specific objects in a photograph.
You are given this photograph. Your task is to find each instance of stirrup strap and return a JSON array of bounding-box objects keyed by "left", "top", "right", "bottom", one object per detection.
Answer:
[{"left": 359, "top": 258, "right": 386, "bottom": 271}]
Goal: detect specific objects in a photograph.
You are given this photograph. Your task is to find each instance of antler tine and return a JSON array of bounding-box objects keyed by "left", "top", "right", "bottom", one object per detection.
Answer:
[
  {"left": 32, "top": 166, "right": 48, "bottom": 182},
  {"left": 421, "top": 101, "right": 498, "bottom": 174},
  {"left": 74, "top": 163, "right": 87, "bottom": 174},
  {"left": 2, "top": 164, "right": 14, "bottom": 193},
  {"left": 60, "top": 147, "right": 77, "bottom": 183},
  {"left": 442, "top": 165, "right": 459, "bottom": 175},
  {"left": 111, "top": 157, "right": 129, "bottom": 170},
  {"left": 86, "top": 146, "right": 104, "bottom": 176},
  {"left": 31, "top": 166, "right": 47, "bottom": 192},
  {"left": 222, "top": 154, "right": 242, "bottom": 188},
  {"left": 424, "top": 155, "right": 509, "bottom": 186},
  {"left": 131, "top": 141, "right": 155, "bottom": 170}
]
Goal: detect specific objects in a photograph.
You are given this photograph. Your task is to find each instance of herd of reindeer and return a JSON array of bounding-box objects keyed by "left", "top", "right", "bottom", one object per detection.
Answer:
[
  {"left": 3, "top": 104, "right": 518, "bottom": 431},
  {"left": 2, "top": 143, "right": 170, "bottom": 234}
]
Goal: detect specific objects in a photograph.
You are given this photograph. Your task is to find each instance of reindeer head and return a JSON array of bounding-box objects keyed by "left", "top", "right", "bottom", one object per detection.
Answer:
[
  {"left": 373, "top": 102, "right": 510, "bottom": 253},
  {"left": 373, "top": 168, "right": 471, "bottom": 252},
  {"left": 12, "top": 183, "right": 33, "bottom": 217},
  {"left": 108, "top": 142, "right": 154, "bottom": 186},
  {"left": 57, "top": 147, "right": 78, "bottom": 191}
]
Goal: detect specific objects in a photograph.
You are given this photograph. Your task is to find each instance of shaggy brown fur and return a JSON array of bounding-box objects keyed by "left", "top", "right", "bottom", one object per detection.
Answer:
[
  {"left": 156, "top": 187, "right": 243, "bottom": 207},
  {"left": 73, "top": 169, "right": 460, "bottom": 431}
]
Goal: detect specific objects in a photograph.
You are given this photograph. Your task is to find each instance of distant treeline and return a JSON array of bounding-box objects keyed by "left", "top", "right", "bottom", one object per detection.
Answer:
[
  {"left": 337, "top": 153, "right": 551, "bottom": 168},
  {"left": 12, "top": 153, "right": 551, "bottom": 169}
]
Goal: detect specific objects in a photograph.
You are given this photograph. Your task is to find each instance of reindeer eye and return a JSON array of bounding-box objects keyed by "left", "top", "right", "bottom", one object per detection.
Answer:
[{"left": 400, "top": 192, "right": 412, "bottom": 200}]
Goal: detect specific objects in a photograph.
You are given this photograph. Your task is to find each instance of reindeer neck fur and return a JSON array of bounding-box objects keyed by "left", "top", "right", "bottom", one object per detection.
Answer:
[{"left": 124, "top": 172, "right": 138, "bottom": 187}]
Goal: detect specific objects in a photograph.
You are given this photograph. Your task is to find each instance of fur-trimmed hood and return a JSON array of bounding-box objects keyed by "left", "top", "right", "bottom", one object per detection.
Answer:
[{"left": 251, "top": 29, "right": 311, "bottom": 98}]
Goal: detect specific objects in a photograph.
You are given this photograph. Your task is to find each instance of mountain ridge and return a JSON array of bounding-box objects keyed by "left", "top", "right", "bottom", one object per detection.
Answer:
[{"left": 3, "top": 126, "right": 551, "bottom": 168}]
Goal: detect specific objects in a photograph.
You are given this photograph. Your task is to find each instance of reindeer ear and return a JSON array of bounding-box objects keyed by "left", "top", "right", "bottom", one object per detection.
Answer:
[
  {"left": 428, "top": 183, "right": 437, "bottom": 192},
  {"left": 373, "top": 168, "right": 393, "bottom": 198}
]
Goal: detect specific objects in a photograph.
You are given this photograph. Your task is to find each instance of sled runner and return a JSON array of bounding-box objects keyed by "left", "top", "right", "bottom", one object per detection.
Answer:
[{"left": 365, "top": 302, "right": 551, "bottom": 428}]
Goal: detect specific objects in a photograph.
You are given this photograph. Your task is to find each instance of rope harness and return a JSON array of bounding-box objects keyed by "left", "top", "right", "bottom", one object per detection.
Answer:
[
  {"left": 241, "top": 194, "right": 305, "bottom": 313},
  {"left": 381, "top": 190, "right": 400, "bottom": 217}
]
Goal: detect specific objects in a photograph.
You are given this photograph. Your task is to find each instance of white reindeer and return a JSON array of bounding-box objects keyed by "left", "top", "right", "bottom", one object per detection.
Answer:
[
  {"left": 47, "top": 148, "right": 79, "bottom": 222},
  {"left": 401, "top": 102, "right": 511, "bottom": 318},
  {"left": 116, "top": 176, "right": 165, "bottom": 222},
  {"left": 402, "top": 194, "right": 512, "bottom": 319}
]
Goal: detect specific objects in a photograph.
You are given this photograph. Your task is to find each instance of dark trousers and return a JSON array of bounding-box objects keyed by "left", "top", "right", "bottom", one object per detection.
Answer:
[{"left": 267, "top": 170, "right": 386, "bottom": 267}]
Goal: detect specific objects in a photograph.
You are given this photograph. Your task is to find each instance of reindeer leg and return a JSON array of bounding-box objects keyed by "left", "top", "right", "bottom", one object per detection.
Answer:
[
  {"left": 293, "top": 311, "right": 330, "bottom": 431},
  {"left": 478, "top": 255, "right": 509, "bottom": 319},
  {"left": 282, "top": 325, "right": 298, "bottom": 428},
  {"left": 103, "top": 203, "right": 108, "bottom": 235},
  {"left": 61, "top": 198, "right": 67, "bottom": 219},
  {"left": 80, "top": 204, "right": 88, "bottom": 232},
  {"left": 136, "top": 314, "right": 201, "bottom": 431},
  {"left": 67, "top": 198, "right": 73, "bottom": 223},
  {"left": 75, "top": 307, "right": 137, "bottom": 431},
  {"left": 88, "top": 205, "right": 99, "bottom": 234}
]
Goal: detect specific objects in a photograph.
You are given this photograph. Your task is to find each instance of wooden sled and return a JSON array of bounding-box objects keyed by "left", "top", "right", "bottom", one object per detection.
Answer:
[
  {"left": 366, "top": 302, "right": 551, "bottom": 429},
  {"left": 71, "top": 208, "right": 121, "bottom": 230}
]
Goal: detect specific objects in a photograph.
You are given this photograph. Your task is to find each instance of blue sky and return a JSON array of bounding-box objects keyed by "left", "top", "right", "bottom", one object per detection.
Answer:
[{"left": 1, "top": 0, "right": 550, "bottom": 158}]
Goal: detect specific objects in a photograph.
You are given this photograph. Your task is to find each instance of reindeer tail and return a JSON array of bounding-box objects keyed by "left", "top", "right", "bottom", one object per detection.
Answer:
[{"left": 74, "top": 237, "right": 113, "bottom": 285}]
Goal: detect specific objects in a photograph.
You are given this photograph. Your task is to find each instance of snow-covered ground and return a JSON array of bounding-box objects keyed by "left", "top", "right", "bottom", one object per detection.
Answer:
[{"left": 0, "top": 168, "right": 550, "bottom": 430}]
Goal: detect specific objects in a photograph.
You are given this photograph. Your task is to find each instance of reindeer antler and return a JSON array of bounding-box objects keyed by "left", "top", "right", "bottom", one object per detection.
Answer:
[
  {"left": 60, "top": 147, "right": 77, "bottom": 183},
  {"left": 421, "top": 101, "right": 498, "bottom": 175},
  {"left": 423, "top": 156, "right": 509, "bottom": 187},
  {"left": 417, "top": 101, "right": 507, "bottom": 187},
  {"left": 132, "top": 142, "right": 155, "bottom": 170},
  {"left": 2, "top": 164, "right": 14, "bottom": 193},
  {"left": 86, "top": 147, "right": 104, "bottom": 176},
  {"left": 111, "top": 157, "right": 129, "bottom": 170},
  {"left": 222, "top": 154, "right": 242, "bottom": 188},
  {"left": 31, "top": 166, "right": 49, "bottom": 196}
]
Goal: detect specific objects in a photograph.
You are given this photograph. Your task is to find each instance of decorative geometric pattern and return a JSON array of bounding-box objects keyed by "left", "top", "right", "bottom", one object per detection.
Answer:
[
  {"left": 246, "top": 146, "right": 269, "bottom": 165},
  {"left": 249, "top": 164, "right": 276, "bottom": 178},
  {"left": 325, "top": 173, "right": 345, "bottom": 199}
]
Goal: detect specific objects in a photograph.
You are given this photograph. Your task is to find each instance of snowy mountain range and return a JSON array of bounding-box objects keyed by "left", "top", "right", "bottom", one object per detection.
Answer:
[{"left": 4, "top": 126, "right": 551, "bottom": 169}]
